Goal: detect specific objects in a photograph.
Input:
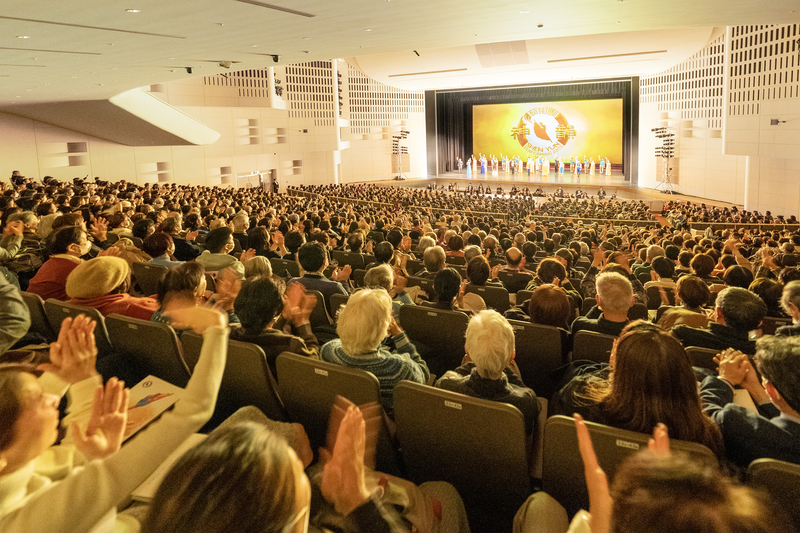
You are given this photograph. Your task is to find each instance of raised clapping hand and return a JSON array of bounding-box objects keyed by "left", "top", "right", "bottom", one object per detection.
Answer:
[
  {"left": 162, "top": 305, "right": 228, "bottom": 333},
  {"left": 320, "top": 406, "right": 372, "bottom": 515},
  {"left": 333, "top": 264, "right": 352, "bottom": 282},
  {"left": 575, "top": 413, "right": 672, "bottom": 533},
  {"left": 73, "top": 377, "right": 129, "bottom": 460},
  {"left": 39, "top": 314, "right": 100, "bottom": 384}
]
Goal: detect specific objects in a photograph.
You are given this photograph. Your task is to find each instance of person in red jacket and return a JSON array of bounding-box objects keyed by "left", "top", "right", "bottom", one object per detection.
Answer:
[{"left": 66, "top": 256, "right": 159, "bottom": 320}]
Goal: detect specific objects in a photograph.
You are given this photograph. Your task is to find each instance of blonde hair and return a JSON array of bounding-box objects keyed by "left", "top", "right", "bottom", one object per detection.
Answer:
[
  {"left": 244, "top": 256, "right": 272, "bottom": 279},
  {"left": 336, "top": 289, "right": 392, "bottom": 355},
  {"left": 465, "top": 310, "right": 515, "bottom": 376}
]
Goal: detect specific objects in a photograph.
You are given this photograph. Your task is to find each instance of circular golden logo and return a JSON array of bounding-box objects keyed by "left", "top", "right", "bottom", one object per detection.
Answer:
[{"left": 510, "top": 107, "right": 576, "bottom": 156}]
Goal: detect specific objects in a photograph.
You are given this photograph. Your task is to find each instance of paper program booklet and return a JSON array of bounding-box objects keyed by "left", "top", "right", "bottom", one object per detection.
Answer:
[{"left": 124, "top": 375, "right": 183, "bottom": 440}]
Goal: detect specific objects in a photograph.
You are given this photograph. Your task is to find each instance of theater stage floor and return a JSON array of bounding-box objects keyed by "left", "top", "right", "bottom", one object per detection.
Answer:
[{"left": 360, "top": 170, "right": 737, "bottom": 210}]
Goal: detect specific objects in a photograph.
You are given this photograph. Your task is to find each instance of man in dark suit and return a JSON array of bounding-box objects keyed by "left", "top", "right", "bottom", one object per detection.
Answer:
[
  {"left": 701, "top": 336, "right": 800, "bottom": 469},
  {"left": 673, "top": 286, "right": 766, "bottom": 355},
  {"left": 290, "top": 242, "right": 351, "bottom": 313}
]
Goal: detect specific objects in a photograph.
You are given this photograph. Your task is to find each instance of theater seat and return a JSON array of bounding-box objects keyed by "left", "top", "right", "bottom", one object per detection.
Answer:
[
  {"left": 572, "top": 330, "right": 616, "bottom": 363},
  {"left": 398, "top": 304, "right": 468, "bottom": 377},
  {"left": 393, "top": 381, "right": 532, "bottom": 512},
  {"left": 543, "top": 415, "right": 718, "bottom": 517},
  {"left": 131, "top": 262, "right": 167, "bottom": 297},
  {"left": 21, "top": 291, "right": 57, "bottom": 343},
  {"left": 275, "top": 352, "right": 401, "bottom": 475},
  {"left": 105, "top": 314, "right": 190, "bottom": 387},
  {"left": 181, "top": 331, "right": 287, "bottom": 429},
  {"left": 747, "top": 458, "right": 800, "bottom": 532},
  {"left": 44, "top": 299, "right": 114, "bottom": 357}
]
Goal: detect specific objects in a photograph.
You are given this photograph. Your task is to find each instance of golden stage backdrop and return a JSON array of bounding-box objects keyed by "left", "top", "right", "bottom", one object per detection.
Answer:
[{"left": 472, "top": 99, "right": 623, "bottom": 162}]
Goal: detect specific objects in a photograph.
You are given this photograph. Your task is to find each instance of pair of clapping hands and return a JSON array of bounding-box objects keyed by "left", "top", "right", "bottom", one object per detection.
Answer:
[{"left": 40, "top": 308, "right": 227, "bottom": 461}]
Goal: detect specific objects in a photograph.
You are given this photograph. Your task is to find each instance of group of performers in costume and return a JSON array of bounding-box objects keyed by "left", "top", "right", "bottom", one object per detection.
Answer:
[{"left": 460, "top": 153, "right": 613, "bottom": 177}]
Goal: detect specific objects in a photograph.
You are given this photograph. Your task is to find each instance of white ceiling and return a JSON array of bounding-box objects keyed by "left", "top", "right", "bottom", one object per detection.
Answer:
[{"left": 0, "top": 0, "right": 798, "bottom": 105}]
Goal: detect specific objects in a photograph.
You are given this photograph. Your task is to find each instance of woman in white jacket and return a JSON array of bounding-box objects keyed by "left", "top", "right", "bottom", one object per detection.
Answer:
[{"left": 0, "top": 307, "right": 228, "bottom": 533}]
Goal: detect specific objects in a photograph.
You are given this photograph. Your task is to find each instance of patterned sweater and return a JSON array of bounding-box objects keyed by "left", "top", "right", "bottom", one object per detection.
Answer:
[{"left": 320, "top": 332, "right": 429, "bottom": 414}]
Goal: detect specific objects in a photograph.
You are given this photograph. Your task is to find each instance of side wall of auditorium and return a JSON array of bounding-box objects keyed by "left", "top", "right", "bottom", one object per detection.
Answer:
[{"left": 638, "top": 24, "right": 800, "bottom": 216}]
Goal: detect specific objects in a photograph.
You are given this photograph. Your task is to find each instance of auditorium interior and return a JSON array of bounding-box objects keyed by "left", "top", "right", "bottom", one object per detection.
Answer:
[{"left": 3, "top": 1, "right": 800, "bottom": 532}]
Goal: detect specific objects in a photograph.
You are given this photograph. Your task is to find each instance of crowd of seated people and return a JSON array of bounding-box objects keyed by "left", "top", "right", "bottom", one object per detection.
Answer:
[{"left": 2, "top": 171, "right": 800, "bottom": 532}]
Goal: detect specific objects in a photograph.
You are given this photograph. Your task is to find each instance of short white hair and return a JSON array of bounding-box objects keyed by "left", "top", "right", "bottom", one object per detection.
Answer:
[
  {"left": 465, "top": 310, "right": 515, "bottom": 376},
  {"left": 364, "top": 264, "right": 393, "bottom": 291},
  {"left": 596, "top": 272, "right": 634, "bottom": 315},
  {"left": 417, "top": 236, "right": 435, "bottom": 254},
  {"left": 336, "top": 289, "right": 391, "bottom": 355}
]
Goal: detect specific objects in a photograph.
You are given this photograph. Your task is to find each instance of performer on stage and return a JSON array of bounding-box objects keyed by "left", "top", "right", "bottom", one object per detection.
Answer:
[
  {"left": 599, "top": 157, "right": 605, "bottom": 174},
  {"left": 576, "top": 160, "right": 582, "bottom": 176},
  {"left": 480, "top": 154, "right": 487, "bottom": 175},
  {"left": 570, "top": 156, "right": 575, "bottom": 173},
  {"left": 589, "top": 158, "right": 595, "bottom": 175},
  {"left": 457, "top": 157, "right": 463, "bottom": 173},
  {"left": 583, "top": 155, "right": 589, "bottom": 169},
  {"left": 558, "top": 158, "right": 565, "bottom": 175},
  {"left": 605, "top": 157, "right": 612, "bottom": 175},
  {"left": 542, "top": 157, "right": 549, "bottom": 176},
  {"left": 526, "top": 155, "right": 532, "bottom": 175},
  {"left": 472, "top": 154, "right": 478, "bottom": 173},
  {"left": 466, "top": 157, "right": 472, "bottom": 178}
]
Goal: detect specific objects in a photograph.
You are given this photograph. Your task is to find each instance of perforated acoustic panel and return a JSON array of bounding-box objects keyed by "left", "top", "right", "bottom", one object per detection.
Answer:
[
  {"left": 285, "top": 61, "right": 336, "bottom": 126},
  {"left": 729, "top": 24, "right": 800, "bottom": 116},
  {"left": 346, "top": 64, "right": 424, "bottom": 134},
  {"left": 641, "top": 34, "right": 725, "bottom": 130},
  {"left": 203, "top": 69, "right": 271, "bottom": 99}
]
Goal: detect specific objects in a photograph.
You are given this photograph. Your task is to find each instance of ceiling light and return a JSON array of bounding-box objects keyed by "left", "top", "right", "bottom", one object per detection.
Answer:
[
  {"left": 302, "top": 37, "right": 311, "bottom": 40},
  {"left": 364, "top": 28, "right": 372, "bottom": 32},
  {"left": 520, "top": 10, "right": 529, "bottom": 13},
  {"left": 616, "top": 21, "right": 621, "bottom": 24},
  {"left": 17, "top": 35, "right": 30, "bottom": 39},
  {"left": 537, "top": 24, "right": 544, "bottom": 28},
  {"left": 125, "top": 9, "right": 140, "bottom": 13},
  {"left": 251, "top": 44, "right": 258, "bottom": 47}
]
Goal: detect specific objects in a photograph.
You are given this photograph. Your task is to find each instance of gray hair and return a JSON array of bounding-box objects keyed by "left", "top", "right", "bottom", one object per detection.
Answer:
[
  {"left": 364, "top": 264, "right": 393, "bottom": 291},
  {"left": 465, "top": 310, "right": 515, "bottom": 377},
  {"left": 417, "top": 236, "right": 435, "bottom": 254},
  {"left": 596, "top": 272, "right": 634, "bottom": 315},
  {"left": 423, "top": 245, "right": 446, "bottom": 273},
  {"left": 780, "top": 280, "right": 800, "bottom": 315}
]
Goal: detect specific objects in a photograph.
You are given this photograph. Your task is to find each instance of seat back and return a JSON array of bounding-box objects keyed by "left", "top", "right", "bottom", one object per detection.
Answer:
[
  {"left": 393, "top": 381, "right": 532, "bottom": 510},
  {"left": 20, "top": 291, "right": 57, "bottom": 343},
  {"left": 497, "top": 271, "right": 532, "bottom": 294},
  {"left": 398, "top": 305, "right": 469, "bottom": 377},
  {"left": 516, "top": 290, "right": 533, "bottom": 305},
  {"left": 105, "top": 314, "right": 190, "bottom": 387},
  {"left": 131, "top": 262, "right": 168, "bottom": 297},
  {"left": 465, "top": 283, "right": 510, "bottom": 313},
  {"left": 627, "top": 303, "right": 649, "bottom": 321},
  {"left": 353, "top": 268, "right": 367, "bottom": 288},
  {"left": 276, "top": 353, "right": 391, "bottom": 458},
  {"left": 305, "top": 289, "right": 333, "bottom": 328},
  {"left": 329, "top": 293, "right": 349, "bottom": 320},
  {"left": 181, "top": 331, "right": 287, "bottom": 427},
  {"left": 572, "top": 330, "right": 616, "bottom": 363},
  {"left": 269, "top": 258, "right": 300, "bottom": 278},
  {"left": 747, "top": 458, "right": 800, "bottom": 532},
  {"left": 405, "top": 260, "right": 424, "bottom": 276},
  {"left": 762, "top": 316, "right": 792, "bottom": 336},
  {"left": 445, "top": 255, "right": 466, "bottom": 265},
  {"left": 330, "top": 250, "right": 365, "bottom": 272},
  {"left": 685, "top": 346, "right": 719, "bottom": 370},
  {"left": 44, "top": 299, "right": 114, "bottom": 356},
  {"left": 543, "top": 415, "right": 718, "bottom": 516},
  {"left": 509, "top": 320, "right": 564, "bottom": 397},
  {"left": 406, "top": 276, "right": 435, "bottom": 299},
  {"left": 646, "top": 285, "right": 675, "bottom": 309}
]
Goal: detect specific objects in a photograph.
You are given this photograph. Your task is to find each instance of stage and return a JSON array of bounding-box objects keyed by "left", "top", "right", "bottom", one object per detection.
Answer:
[{"left": 358, "top": 169, "right": 737, "bottom": 210}]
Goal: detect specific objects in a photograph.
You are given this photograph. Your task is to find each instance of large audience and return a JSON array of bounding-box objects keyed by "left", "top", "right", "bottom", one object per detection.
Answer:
[{"left": 1, "top": 171, "right": 800, "bottom": 533}]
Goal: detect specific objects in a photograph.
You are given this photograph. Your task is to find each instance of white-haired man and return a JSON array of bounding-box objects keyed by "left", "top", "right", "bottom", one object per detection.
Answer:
[
  {"left": 435, "top": 310, "right": 539, "bottom": 435},
  {"left": 572, "top": 272, "right": 633, "bottom": 337}
]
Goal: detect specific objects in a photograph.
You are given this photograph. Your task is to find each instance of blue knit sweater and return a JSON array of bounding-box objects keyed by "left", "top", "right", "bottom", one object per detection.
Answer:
[{"left": 320, "top": 332, "right": 429, "bottom": 413}]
